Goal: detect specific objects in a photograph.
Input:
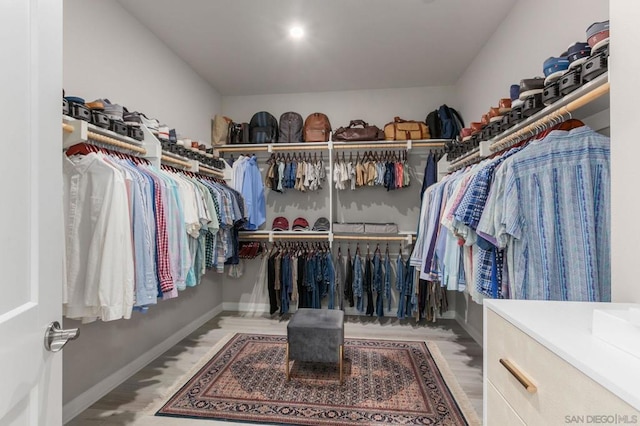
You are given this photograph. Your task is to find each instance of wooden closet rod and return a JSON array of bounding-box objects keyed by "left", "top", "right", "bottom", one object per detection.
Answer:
[
  {"left": 333, "top": 235, "right": 415, "bottom": 241},
  {"left": 333, "top": 142, "right": 445, "bottom": 150},
  {"left": 62, "top": 121, "right": 147, "bottom": 154},
  {"left": 161, "top": 155, "right": 192, "bottom": 169},
  {"left": 216, "top": 146, "right": 270, "bottom": 153},
  {"left": 271, "top": 145, "right": 327, "bottom": 152},
  {"left": 89, "top": 131, "right": 147, "bottom": 154},
  {"left": 239, "top": 233, "right": 330, "bottom": 240},
  {"left": 198, "top": 165, "right": 224, "bottom": 177}
]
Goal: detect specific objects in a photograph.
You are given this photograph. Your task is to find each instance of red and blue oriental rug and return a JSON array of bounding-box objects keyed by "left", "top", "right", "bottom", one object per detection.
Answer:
[{"left": 156, "top": 333, "right": 479, "bottom": 425}]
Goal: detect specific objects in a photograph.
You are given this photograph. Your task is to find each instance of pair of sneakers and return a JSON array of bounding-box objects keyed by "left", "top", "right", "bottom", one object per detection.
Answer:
[
  {"left": 123, "top": 109, "right": 161, "bottom": 134},
  {"left": 87, "top": 98, "right": 124, "bottom": 122}
]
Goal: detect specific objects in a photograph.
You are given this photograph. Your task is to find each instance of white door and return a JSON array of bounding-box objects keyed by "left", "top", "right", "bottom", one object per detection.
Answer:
[{"left": 0, "top": 0, "right": 64, "bottom": 425}]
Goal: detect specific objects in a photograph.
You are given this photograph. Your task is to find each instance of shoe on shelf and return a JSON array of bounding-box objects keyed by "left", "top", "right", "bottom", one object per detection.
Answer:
[
  {"left": 519, "top": 77, "right": 545, "bottom": 100},
  {"left": 86, "top": 100, "right": 104, "bottom": 110},
  {"left": 123, "top": 109, "right": 142, "bottom": 126},
  {"left": 96, "top": 98, "right": 124, "bottom": 121},
  {"left": 139, "top": 114, "right": 160, "bottom": 133},
  {"left": 157, "top": 124, "right": 170, "bottom": 141}
]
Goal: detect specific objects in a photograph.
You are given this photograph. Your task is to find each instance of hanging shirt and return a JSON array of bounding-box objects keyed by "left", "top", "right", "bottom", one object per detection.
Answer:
[
  {"left": 480, "top": 126, "right": 611, "bottom": 301},
  {"left": 63, "top": 153, "right": 134, "bottom": 322}
]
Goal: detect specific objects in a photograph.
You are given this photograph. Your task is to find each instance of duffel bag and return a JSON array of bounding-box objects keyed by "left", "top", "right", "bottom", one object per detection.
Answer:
[
  {"left": 383, "top": 116, "right": 430, "bottom": 140},
  {"left": 333, "top": 119, "right": 384, "bottom": 142}
]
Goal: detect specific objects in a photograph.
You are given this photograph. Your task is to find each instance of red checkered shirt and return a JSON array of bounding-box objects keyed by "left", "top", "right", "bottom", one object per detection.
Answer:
[{"left": 149, "top": 172, "right": 174, "bottom": 292}]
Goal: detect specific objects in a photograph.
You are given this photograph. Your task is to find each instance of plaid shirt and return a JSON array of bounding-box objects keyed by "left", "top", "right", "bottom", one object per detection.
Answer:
[{"left": 147, "top": 171, "right": 174, "bottom": 293}]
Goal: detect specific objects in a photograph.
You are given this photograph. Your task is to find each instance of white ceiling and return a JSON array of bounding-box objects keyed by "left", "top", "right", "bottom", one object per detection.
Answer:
[{"left": 117, "top": 0, "right": 517, "bottom": 96}]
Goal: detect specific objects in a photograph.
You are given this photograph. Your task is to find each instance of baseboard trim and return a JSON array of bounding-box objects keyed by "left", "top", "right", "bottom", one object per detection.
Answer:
[
  {"left": 222, "top": 302, "right": 271, "bottom": 313},
  {"left": 455, "top": 312, "right": 483, "bottom": 347},
  {"left": 62, "top": 303, "right": 224, "bottom": 424},
  {"left": 225, "top": 302, "right": 457, "bottom": 320}
]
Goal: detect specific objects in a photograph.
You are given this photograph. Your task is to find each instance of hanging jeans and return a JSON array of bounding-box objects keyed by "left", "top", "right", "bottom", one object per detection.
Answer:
[
  {"left": 267, "top": 255, "right": 278, "bottom": 315},
  {"left": 365, "top": 256, "right": 374, "bottom": 316}
]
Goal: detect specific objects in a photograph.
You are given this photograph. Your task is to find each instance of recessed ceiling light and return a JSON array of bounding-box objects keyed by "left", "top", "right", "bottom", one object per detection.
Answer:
[{"left": 289, "top": 26, "right": 304, "bottom": 39}]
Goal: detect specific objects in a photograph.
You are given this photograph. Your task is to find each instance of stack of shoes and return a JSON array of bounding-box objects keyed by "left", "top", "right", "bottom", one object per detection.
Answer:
[
  {"left": 85, "top": 100, "right": 110, "bottom": 129},
  {"left": 543, "top": 55, "right": 570, "bottom": 106},
  {"left": 64, "top": 95, "right": 91, "bottom": 122},
  {"left": 586, "top": 20, "right": 609, "bottom": 52},
  {"left": 582, "top": 20, "right": 610, "bottom": 83},
  {"left": 508, "top": 84, "right": 524, "bottom": 125},
  {"left": 567, "top": 42, "right": 591, "bottom": 70},
  {"left": 519, "top": 77, "right": 545, "bottom": 118}
]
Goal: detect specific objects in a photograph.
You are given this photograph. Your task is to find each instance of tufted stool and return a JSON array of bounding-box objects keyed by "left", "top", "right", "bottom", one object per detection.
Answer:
[{"left": 286, "top": 308, "right": 345, "bottom": 384}]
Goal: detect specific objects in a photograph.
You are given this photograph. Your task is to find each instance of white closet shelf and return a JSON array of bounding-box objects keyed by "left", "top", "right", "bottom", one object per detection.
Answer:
[
  {"left": 489, "top": 72, "right": 610, "bottom": 153},
  {"left": 216, "top": 142, "right": 329, "bottom": 153},
  {"left": 333, "top": 139, "right": 448, "bottom": 150},
  {"left": 447, "top": 72, "right": 610, "bottom": 172},
  {"left": 62, "top": 115, "right": 146, "bottom": 152},
  {"left": 216, "top": 139, "right": 448, "bottom": 153}
]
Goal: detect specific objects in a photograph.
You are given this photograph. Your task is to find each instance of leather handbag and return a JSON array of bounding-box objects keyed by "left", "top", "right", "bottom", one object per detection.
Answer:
[
  {"left": 332, "top": 120, "right": 384, "bottom": 142},
  {"left": 383, "top": 117, "right": 430, "bottom": 141}
]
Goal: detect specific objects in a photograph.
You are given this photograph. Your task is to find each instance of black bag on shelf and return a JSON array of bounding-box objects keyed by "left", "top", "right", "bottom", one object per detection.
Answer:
[
  {"left": 249, "top": 111, "right": 278, "bottom": 143},
  {"left": 227, "top": 122, "right": 250, "bottom": 144}
]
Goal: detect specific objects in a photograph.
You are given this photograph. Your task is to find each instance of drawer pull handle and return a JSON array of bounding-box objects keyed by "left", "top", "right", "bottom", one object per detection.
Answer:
[{"left": 499, "top": 358, "right": 537, "bottom": 394}]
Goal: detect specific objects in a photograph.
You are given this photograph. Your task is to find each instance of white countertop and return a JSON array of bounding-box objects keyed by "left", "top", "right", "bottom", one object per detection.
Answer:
[{"left": 484, "top": 300, "right": 640, "bottom": 411}]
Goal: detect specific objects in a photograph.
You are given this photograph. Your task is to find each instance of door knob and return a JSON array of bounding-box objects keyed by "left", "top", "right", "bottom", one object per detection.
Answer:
[{"left": 44, "top": 321, "right": 79, "bottom": 352}]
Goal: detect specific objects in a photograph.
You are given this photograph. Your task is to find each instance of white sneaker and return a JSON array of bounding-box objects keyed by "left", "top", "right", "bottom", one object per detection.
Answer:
[{"left": 140, "top": 115, "right": 160, "bottom": 133}]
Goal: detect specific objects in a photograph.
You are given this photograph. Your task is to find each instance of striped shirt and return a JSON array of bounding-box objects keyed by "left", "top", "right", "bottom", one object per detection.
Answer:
[{"left": 478, "top": 126, "right": 610, "bottom": 301}]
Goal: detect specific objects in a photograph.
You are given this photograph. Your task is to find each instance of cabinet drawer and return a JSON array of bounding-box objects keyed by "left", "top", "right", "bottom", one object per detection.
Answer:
[
  {"left": 486, "top": 309, "right": 639, "bottom": 425},
  {"left": 486, "top": 380, "right": 525, "bottom": 426}
]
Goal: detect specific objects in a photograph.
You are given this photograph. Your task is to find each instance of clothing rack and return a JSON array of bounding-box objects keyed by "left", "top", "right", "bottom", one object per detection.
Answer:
[
  {"left": 198, "top": 164, "right": 224, "bottom": 177},
  {"left": 447, "top": 75, "right": 610, "bottom": 172},
  {"left": 160, "top": 149, "right": 193, "bottom": 169},
  {"left": 239, "top": 232, "right": 330, "bottom": 240},
  {"left": 490, "top": 81, "right": 610, "bottom": 152},
  {"left": 333, "top": 234, "right": 416, "bottom": 243},
  {"left": 333, "top": 141, "right": 446, "bottom": 150},
  {"left": 62, "top": 121, "right": 147, "bottom": 155}
]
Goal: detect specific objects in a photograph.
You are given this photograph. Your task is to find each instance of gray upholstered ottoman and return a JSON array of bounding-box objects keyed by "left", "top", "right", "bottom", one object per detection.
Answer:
[{"left": 286, "top": 308, "right": 345, "bottom": 384}]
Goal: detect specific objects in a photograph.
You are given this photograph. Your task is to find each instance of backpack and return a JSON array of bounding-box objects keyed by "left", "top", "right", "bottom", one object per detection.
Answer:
[
  {"left": 249, "top": 111, "right": 278, "bottom": 143},
  {"left": 437, "top": 105, "right": 464, "bottom": 139},
  {"left": 227, "top": 121, "right": 249, "bottom": 145},
  {"left": 278, "top": 112, "right": 303, "bottom": 142},
  {"left": 303, "top": 112, "right": 332, "bottom": 142},
  {"left": 425, "top": 110, "right": 441, "bottom": 139}
]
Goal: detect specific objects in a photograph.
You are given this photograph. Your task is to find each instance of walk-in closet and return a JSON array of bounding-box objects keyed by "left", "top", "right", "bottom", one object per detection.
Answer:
[{"left": 1, "top": 0, "right": 639, "bottom": 425}]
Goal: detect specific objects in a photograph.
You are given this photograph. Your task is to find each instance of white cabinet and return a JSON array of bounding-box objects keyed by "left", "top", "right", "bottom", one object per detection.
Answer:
[{"left": 484, "top": 300, "right": 640, "bottom": 425}]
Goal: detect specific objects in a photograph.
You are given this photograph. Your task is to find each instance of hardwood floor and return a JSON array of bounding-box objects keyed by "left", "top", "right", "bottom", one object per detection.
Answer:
[{"left": 67, "top": 312, "right": 483, "bottom": 425}]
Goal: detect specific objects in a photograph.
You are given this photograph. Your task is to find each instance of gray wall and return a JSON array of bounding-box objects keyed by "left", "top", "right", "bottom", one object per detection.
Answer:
[
  {"left": 454, "top": 0, "right": 610, "bottom": 343},
  {"left": 63, "top": 276, "right": 222, "bottom": 404},
  {"left": 62, "top": 0, "right": 224, "bottom": 411},
  {"left": 63, "top": 0, "right": 222, "bottom": 145}
]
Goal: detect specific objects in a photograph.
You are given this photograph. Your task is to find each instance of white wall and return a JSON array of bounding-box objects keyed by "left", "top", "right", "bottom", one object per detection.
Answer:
[
  {"left": 610, "top": 2, "right": 640, "bottom": 303},
  {"left": 453, "top": 0, "right": 609, "bottom": 343},
  {"left": 456, "top": 0, "right": 609, "bottom": 124},
  {"left": 63, "top": 0, "right": 221, "bottom": 145},
  {"left": 62, "top": 0, "right": 225, "bottom": 418},
  {"left": 222, "top": 85, "right": 456, "bottom": 130},
  {"left": 221, "top": 85, "right": 459, "bottom": 317}
]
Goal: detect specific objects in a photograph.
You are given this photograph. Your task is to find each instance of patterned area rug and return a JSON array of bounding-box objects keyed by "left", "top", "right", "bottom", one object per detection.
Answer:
[{"left": 156, "top": 333, "right": 479, "bottom": 425}]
